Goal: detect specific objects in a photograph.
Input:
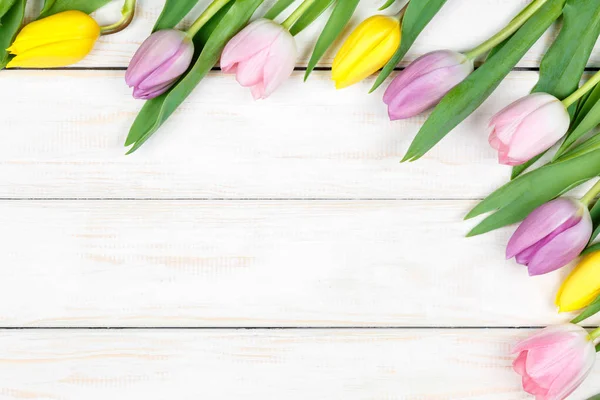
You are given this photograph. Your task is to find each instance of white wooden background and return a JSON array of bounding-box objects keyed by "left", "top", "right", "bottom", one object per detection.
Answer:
[{"left": 2, "top": 0, "right": 600, "bottom": 398}]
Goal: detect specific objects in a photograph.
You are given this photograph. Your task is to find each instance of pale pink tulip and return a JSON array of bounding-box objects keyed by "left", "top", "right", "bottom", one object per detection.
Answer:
[
  {"left": 489, "top": 93, "right": 570, "bottom": 165},
  {"left": 513, "top": 324, "right": 596, "bottom": 400},
  {"left": 383, "top": 50, "right": 474, "bottom": 120},
  {"left": 221, "top": 19, "right": 296, "bottom": 100}
]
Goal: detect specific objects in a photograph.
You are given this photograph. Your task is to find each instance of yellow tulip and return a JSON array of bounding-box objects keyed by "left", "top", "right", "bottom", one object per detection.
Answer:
[
  {"left": 332, "top": 15, "right": 401, "bottom": 89},
  {"left": 7, "top": 10, "right": 100, "bottom": 68},
  {"left": 556, "top": 251, "right": 600, "bottom": 312}
]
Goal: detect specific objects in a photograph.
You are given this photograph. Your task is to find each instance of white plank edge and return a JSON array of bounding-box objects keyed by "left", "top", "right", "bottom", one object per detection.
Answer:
[
  {"left": 1, "top": 70, "right": 567, "bottom": 199},
  {"left": 0, "top": 199, "right": 591, "bottom": 327},
  {"left": 1, "top": 329, "right": 600, "bottom": 399}
]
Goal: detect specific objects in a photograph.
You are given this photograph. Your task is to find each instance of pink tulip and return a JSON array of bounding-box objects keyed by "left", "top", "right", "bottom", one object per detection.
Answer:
[
  {"left": 506, "top": 198, "right": 592, "bottom": 276},
  {"left": 489, "top": 93, "right": 570, "bottom": 165},
  {"left": 383, "top": 50, "right": 474, "bottom": 120},
  {"left": 221, "top": 19, "right": 296, "bottom": 100},
  {"left": 513, "top": 324, "right": 596, "bottom": 400},
  {"left": 126, "top": 30, "right": 194, "bottom": 100}
]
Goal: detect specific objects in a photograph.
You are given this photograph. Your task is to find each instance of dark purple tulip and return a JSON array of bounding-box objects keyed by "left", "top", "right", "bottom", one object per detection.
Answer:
[
  {"left": 126, "top": 29, "right": 194, "bottom": 100},
  {"left": 506, "top": 198, "right": 592, "bottom": 276}
]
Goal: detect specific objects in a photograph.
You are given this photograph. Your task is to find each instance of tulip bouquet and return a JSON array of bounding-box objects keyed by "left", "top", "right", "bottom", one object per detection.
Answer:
[{"left": 123, "top": 0, "right": 448, "bottom": 153}]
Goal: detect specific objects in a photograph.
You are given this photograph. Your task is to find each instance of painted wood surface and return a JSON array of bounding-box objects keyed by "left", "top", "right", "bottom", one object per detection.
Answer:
[
  {"left": 3, "top": 0, "right": 600, "bottom": 398},
  {"left": 1, "top": 330, "right": 600, "bottom": 400}
]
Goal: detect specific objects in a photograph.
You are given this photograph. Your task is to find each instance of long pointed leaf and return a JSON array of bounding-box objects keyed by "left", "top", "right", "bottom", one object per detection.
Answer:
[
  {"left": 264, "top": 0, "right": 295, "bottom": 19},
  {"left": 289, "top": 0, "right": 334, "bottom": 36},
  {"left": 304, "top": 0, "right": 359, "bottom": 80},
  {"left": 0, "top": 0, "right": 16, "bottom": 22},
  {"left": 0, "top": 0, "right": 24, "bottom": 68},
  {"left": 153, "top": 0, "right": 200, "bottom": 31},
  {"left": 370, "top": 0, "right": 447, "bottom": 93},
  {"left": 403, "top": 0, "right": 566, "bottom": 162},
  {"left": 39, "top": 0, "right": 111, "bottom": 17}
]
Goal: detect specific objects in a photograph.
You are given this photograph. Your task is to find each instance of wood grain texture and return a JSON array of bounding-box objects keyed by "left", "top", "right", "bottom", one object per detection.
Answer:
[
  {"left": 0, "top": 329, "right": 599, "bottom": 399},
  {"left": 0, "top": 199, "right": 591, "bottom": 327},
  {"left": 0, "top": 69, "right": 564, "bottom": 199},
  {"left": 68, "top": 0, "right": 599, "bottom": 68}
]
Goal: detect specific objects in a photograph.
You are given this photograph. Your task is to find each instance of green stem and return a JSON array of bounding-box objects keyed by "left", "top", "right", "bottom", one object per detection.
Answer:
[
  {"left": 589, "top": 326, "right": 600, "bottom": 342},
  {"left": 100, "top": 0, "right": 137, "bottom": 35},
  {"left": 281, "top": 0, "right": 318, "bottom": 30},
  {"left": 563, "top": 70, "right": 600, "bottom": 108},
  {"left": 581, "top": 179, "right": 600, "bottom": 207},
  {"left": 186, "top": 0, "right": 233, "bottom": 38},
  {"left": 464, "top": 0, "right": 549, "bottom": 60}
]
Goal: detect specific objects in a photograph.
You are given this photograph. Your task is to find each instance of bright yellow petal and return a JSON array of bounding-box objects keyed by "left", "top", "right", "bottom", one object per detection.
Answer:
[
  {"left": 556, "top": 252, "right": 600, "bottom": 312},
  {"left": 7, "top": 39, "right": 96, "bottom": 68},
  {"left": 332, "top": 15, "right": 400, "bottom": 89},
  {"left": 9, "top": 10, "right": 99, "bottom": 55}
]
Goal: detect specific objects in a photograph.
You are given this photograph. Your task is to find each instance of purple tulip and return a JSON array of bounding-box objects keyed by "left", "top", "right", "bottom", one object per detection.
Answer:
[
  {"left": 489, "top": 93, "right": 570, "bottom": 166},
  {"left": 126, "top": 30, "right": 194, "bottom": 100},
  {"left": 383, "top": 50, "right": 474, "bottom": 120},
  {"left": 507, "top": 198, "right": 592, "bottom": 276}
]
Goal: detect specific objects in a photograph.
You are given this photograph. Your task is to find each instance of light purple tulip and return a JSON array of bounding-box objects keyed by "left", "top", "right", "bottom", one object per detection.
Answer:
[
  {"left": 383, "top": 50, "right": 474, "bottom": 120},
  {"left": 489, "top": 93, "right": 570, "bottom": 166},
  {"left": 126, "top": 30, "right": 194, "bottom": 100},
  {"left": 506, "top": 198, "right": 592, "bottom": 276},
  {"left": 221, "top": 19, "right": 296, "bottom": 100}
]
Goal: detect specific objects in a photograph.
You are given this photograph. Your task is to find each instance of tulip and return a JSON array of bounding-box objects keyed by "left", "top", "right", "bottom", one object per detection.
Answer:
[
  {"left": 513, "top": 324, "right": 596, "bottom": 400},
  {"left": 488, "top": 93, "right": 570, "bottom": 166},
  {"left": 556, "top": 251, "right": 600, "bottom": 312},
  {"left": 221, "top": 19, "right": 296, "bottom": 100},
  {"left": 383, "top": 50, "right": 473, "bottom": 120},
  {"left": 506, "top": 198, "right": 592, "bottom": 276},
  {"left": 6, "top": 10, "right": 100, "bottom": 68},
  {"left": 126, "top": 30, "right": 194, "bottom": 100},
  {"left": 332, "top": 15, "right": 401, "bottom": 89}
]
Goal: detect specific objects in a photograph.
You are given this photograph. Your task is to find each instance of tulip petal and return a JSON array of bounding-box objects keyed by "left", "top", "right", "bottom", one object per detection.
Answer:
[
  {"left": 220, "top": 19, "right": 280, "bottom": 71},
  {"left": 506, "top": 199, "right": 581, "bottom": 259},
  {"left": 137, "top": 42, "right": 194, "bottom": 90},
  {"left": 235, "top": 47, "right": 270, "bottom": 87},
  {"left": 261, "top": 31, "right": 297, "bottom": 98},
  {"left": 7, "top": 38, "right": 97, "bottom": 68}
]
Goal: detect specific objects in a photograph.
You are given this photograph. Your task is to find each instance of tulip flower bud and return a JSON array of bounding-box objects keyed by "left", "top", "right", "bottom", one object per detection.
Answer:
[
  {"left": 126, "top": 30, "right": 195, "bottom": 100},
  {"left": 383, "top": 50, "right": 473, "bottom": 120},
  {"left": 556, "top": 251, "right": 600, "bottom": 312},
  {"left": 506, "top": 198, "right": 592, "bottom": 276},
  {"left": 513, "top": 324, "right": 596, "bottom": 400},
  {"left": 6, "top": 10, "right": 100, "bottom": 68},
  {"left": 489, "top": 93, "right": 570, "bottom": 166},
  {"left": 221, "top": 19, "right": 297, "bottom": 100},
  {"left": 332, "top": 15, "right": 401, "bottom": 89}
]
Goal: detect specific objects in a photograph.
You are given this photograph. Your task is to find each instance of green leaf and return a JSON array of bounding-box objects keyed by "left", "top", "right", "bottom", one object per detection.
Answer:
[
  {"left": 466, "top": 148, "right": 600, "bottom": 236},
  {"left": 510, "top": 0, "right": 600, "bottom": 179},
  {"left": 370, "top": 0, "right": 447, "bottom": 93},
  {"left": 264, "top": 0, "right": 295, "bottom": 20},
  {"left": 289, "top": 0, "right": 334, "bottom": 36},
  {"left": 40, "top": 0, "right": 112, "bottom": 17},
  {"left": 532, "top": 0, "right": 600, "bottom": 99},
  {"left": 589, "top": 393, "right": 600, "bottom": 399},
  {"left": 403, "top": 0, "right": 566, "bottom": 162},
  {"left": 0, "top": 0, "right": 16, "bottom": 22},
  {"left": 570, "top": 293, "right": 600, "bottom": 323},
  {"left": 153, "top": 0, "right": 200, "bottom": 32},
  {"left": 510, "top": 154, "right": 543, "bottom": 180},
  {"left": 125, "top": 0, "right": 263, "bottom": 153},
  {"left": 304, "top": 0, "right": 359, "bottom": 80},
  {"left": 378, "top": 0, "right": 396, "bottom": 11},
  {"left": 0, "top": 0, "right": 24, "bottom": 68}
]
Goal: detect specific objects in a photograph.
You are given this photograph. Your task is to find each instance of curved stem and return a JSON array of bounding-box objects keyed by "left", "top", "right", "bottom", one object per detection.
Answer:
[
  {"left": 100, "top": 0, "right": 137, "bottom": 36},
  {"left": 186, "top": 0, "right": 233, "bottom": 38},
  {"left": 281, "top": 0, "right": 318, "bottom": 30},
  {"left": 581, "top": 179, "right": 600, "bottom": 207},
  {"left": 588, "top": 326, "right": 600, "bottom": 342},
  {"left": 563, "top": 71, "right": 600, "bottom": 108},
  {"left": 464, "top": 0, "right": 549, "bottom": 60}
]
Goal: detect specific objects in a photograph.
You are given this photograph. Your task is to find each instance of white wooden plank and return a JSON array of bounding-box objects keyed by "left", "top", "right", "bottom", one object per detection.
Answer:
[
  {"left": 1, "top": 329, "right": 600, "bottom": 399},
  {"left": 0, "top": 70, "right": 548, "bottom": 199},
  {"left": 71, "top": 0, "right": 600, "bottom": 68},
  {"left": 0, "top": 199, "right": 590, "bottom": 327}
]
